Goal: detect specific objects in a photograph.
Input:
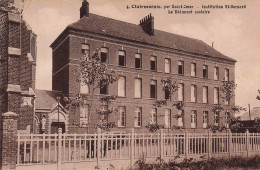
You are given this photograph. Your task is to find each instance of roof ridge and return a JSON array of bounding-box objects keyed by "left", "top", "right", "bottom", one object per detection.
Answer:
[
  {"left": 68, "top": 15, "right": 87, "bottom": 27},
  {"left": 53, "top": 12, "right": 236, "bottom": 62},
  {"left": 87, "top": 13, "right": 205, "bottom": 43}
]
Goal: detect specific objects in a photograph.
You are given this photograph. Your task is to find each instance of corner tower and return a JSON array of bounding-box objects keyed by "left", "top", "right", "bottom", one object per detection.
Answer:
[{"left": 0, "top": 2, "right": 37, "bottom": 133}]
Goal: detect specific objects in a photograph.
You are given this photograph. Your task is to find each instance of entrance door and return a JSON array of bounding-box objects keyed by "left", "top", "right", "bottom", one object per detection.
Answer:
[{"left": 51, "top": 122, "right": 65, "bottom": 134}]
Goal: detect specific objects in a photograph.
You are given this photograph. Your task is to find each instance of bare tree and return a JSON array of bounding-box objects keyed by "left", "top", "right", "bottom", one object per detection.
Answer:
[
  {"left": 257, "top": 89, "right": 260, "bottom": 100},
  {"left": 66, "top": 49, "right": 118, "bottom": 133},
  {"left": 145, "top": 77, "right": 185, "bottom": 133},
  {"left": 208, "top": 81, "right": 246, "bottom": 132}
]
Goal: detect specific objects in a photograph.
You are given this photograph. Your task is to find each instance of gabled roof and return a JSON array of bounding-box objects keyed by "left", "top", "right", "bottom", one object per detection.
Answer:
[
  {"left": 51, "top": 13, "right": 236, "bottom": 62},
  {"left": 35, "top": 89, "right": 60, "bottom": 110},
  {"left": 237, "top": 107, "right": 260, "bottom": 121}
]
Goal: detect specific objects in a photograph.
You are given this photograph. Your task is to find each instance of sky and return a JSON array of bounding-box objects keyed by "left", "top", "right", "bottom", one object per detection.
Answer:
[{"left": 20, "top": 0, "right": 260, "bottom": 110}]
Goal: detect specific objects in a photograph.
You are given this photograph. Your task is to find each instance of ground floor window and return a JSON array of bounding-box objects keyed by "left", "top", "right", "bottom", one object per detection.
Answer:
[
  {"left": 165, "top": 109, "right": 171, "bottom": 128},
  {"left": 150, "top": 108, "right": 157, "bottom": 124},
  {"left": 203, "top": 111, "right": 208, "bottom": 128},
  {"left": 214, "top": 112, "right": 220, "bottom": 126},
  {"left": 118, "top": 106, "right": 126, "bottom": 127},
  {"left": 80, "top": 105, "right": 89, "bottom": 127},
  {"left": 191, "top": 110, "right": 197, "bottom": 129},
  {"left": 135, "top": 107, "right": 142, "bottom": 127},
  {"left": 178, "top": 110, "right": 184, "bottom": 127},
  {"left": 224, "top": 112, "right": 230, "bottom": 128}
]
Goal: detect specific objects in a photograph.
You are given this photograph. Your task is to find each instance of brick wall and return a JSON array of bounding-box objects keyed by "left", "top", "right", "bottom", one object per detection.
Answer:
[
  {"left": 52, "top": 38, "right": 70, "bottom": 93},
  {"left": 8, "top": 22, "right": 20, "bottom": 48},
  {"left": 52, "top": 32, "right": 235, "bottom": 133},
  {"left": 0, "top": 10, "right": 9, "bottom": 115},
  {"left": 20, "top": 22, "right": 34, "bottom": 91},
  {"left": 0, "top": 8, "right": 36, "bottom": 132}
]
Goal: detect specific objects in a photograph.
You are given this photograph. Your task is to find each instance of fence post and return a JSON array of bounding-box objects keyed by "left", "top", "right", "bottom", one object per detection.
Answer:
[
  {"left": 0, "top": 112, "right": 19, "bottom": 170},
  {"left": 57, "top": 128, "right": 62, "bottom": 170},
  {"left": 160, "top": 129, "right": 164, "bottom": 160},
  {"left": 185, "top": 130, "right": 189, "bottom": 159},
  {"left": 208, "top": 129, "right": 212, "bottom": 159},
  {"left": 130, "top": 128, "right": 134, "bottom": 169},
  {"left": 228, "top": 129, "right": 232, "bottom": 159},
  {"left": 96, "top": 128, "right": 101, "bottom": 169},
  {"left": 246, "top": 129, "right": 249, "bottom": 158}
]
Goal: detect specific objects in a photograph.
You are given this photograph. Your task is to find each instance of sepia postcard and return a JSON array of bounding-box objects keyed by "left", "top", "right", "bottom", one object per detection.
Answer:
[{"left": 0, "top": 0, "right": 260, "bottom": 169}]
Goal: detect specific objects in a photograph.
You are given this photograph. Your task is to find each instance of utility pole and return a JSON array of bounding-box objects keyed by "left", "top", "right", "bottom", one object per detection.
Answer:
[{"left": 248, "top": 104, "right": 251, "bottom": 120}]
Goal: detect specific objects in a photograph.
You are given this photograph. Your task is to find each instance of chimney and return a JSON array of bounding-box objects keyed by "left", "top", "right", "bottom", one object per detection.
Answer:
[
  {"left": 139, "top": 13, "right": 154, "bottom": 36},
  {"left": 80, "top": 0, "right": 89, "bottom": 18}
]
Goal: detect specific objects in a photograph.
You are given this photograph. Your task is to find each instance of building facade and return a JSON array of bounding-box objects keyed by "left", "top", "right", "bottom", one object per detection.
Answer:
[
  {"left": 0, "top": 3, "right": 37, "bottom": 133},
  {"left": 34, "top": 89, "right": 68, "bottom": 134},
  {"left": 50, "top": 0, "right": 236, "bottom": 133}
]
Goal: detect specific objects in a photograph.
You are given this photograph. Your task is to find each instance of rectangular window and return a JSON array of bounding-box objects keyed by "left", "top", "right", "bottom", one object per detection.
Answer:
[
  {"left": 80, "top": 105, "right": 89, "bottom": 127},
  {"left": 151, "top": 56, "right": 157, "bottom": 71},
  {"left": 191, "top": 63, "right": 196, "bottom": 77},
  {"left": 224, "top": 112, "right": 230, "bottom": 128},
  {"left": 214, "top": 112, "right": 219, "bottom": 126},
  {"left": 135, "top": 78, "right": 142, "bottom": 98},
  {"left": 225, "top": 69, "right": 229, "bottom": 81},
  {"left": 203, "top": 111, "right": 208, "bottom": 128},
  {"left": 118, "top": 51, "right": 126, "bottom": 66},
  {"left": 214, "top": 67, "right": 219, "bottom": 80},
  {"left": 118, "top": 76, "right": 126, "bottom": 97},
  {"left": 214, "top": 87, "right": 219, "bottom": 104},
  {"left": 225, "top": 98, "right": 230, "bottom": 105},
  {"left": 100, "top": 81, "right": 108, "bottom": 94},
  {"left": 191, "top": 85, "right": 197, "bottom": 103},
  {"left": 80, "top": 75, "right": 89, "bottom": 94},
  {"left": 165, "top": 109, "right": 171, "bottom": 128},
  {"left": 135, "top": 53, "right": 141, "bottom": 69},
  {"left": 203, "top": 65, "right": 208, "bottom": 79},
  {"left": 191, "top": 110, "right": 197, "bottom": 129},
  {"left": 118, "top": 106, "right": 126, "bottom": 127},
  {"left": 178, "top": 83, "right": 184, "bottom": 101},
  {"left": 178, "top": 61, "right": 184, "bottom": 75},
  {"left": 165, "top": 58, "right": 171, "bottom": 73},
  {"left": 150, "top": 108, "right": 157, "bottom": 124},
  {"left": 81, "top": 43, "right": 90, "bottom": 60},
  {"left": 150, "top": 80, "right": 157, "bottom": 99},
  {"left": 165, "top": 86, "right": 170, "bottom": 100},
  {"left": 203, "top": 86, "right": 208, "bottom": 103},
  {"left": 99, "top": 105, "right": 108, "bottom": 120},
  {"left": 135, "top": 107, "right": 142, "bottom": 127},
  {"left": 178, "top": 110, "right": 184, "bottom": 127},
  {"left": 101, "top": 48, "right": 108, "bottom": 63}
]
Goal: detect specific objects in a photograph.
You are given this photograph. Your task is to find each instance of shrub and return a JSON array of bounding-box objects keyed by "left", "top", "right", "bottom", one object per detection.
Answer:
[{"left": 134, "top": 155, "right": 260, "bottom": 170}]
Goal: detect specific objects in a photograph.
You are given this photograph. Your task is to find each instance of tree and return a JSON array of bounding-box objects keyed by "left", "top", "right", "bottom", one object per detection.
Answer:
[
  {"left": 253, "top": 117, "right": 260, "bottom": 132},
  {"left": 67, "top": 48, "right": 118, "bottom": 133},
  {"left": 208, "top": 80, "right": 246, "bottom": 132},
  {"left": 253, "top": 90, "right": 260, "bottom": 132},
  {"left": 257, "top": 89, "right": 260, "bottom": 100},
  {"left": 145, "top": 77, "right": 185, "bottom": 133}
]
